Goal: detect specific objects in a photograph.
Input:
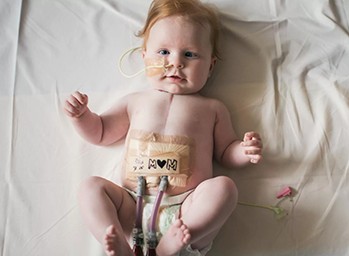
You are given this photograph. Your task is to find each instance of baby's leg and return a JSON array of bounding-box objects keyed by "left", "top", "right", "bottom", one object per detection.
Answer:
[
  {"left": 156, "top": 219, "right": 191, "bottom": 256},
  {"left": 180, "top": 176, "right": 238, "bottom": 250},
  {"left": 78, "top": 176, "right": 135, "bottom": 256}
]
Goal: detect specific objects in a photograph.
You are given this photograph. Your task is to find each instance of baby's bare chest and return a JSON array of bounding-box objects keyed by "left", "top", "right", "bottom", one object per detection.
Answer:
[{"left": 129, "top": 95, "right": 216, "bottom": 134}]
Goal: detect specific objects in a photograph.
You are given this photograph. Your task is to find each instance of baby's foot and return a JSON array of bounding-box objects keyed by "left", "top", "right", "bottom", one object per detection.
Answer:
[
  {"left": 156, "top": 219, "right": 191, "bottom": 256},
  {"left": 103, "top": 225, "right": 133, "bottom": 256}
]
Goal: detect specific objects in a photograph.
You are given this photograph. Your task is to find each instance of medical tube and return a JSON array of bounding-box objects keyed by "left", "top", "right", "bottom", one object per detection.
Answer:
[
  {"left": 133, "top": 176, "right": 145, "bottom": 256},
  {"left": 146, "top": 176, "right": 168, "bottom": 255}
]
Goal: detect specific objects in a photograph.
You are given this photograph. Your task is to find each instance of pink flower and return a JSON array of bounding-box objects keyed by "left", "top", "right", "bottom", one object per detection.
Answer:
[{"left": 277, "top": 186, "right": 293, "bottom": 199}]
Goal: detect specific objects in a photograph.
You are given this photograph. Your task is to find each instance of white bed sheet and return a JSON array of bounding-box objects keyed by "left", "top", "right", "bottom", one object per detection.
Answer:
[{"left": 1, "top": 0, "right": 349, "bottom": 255}]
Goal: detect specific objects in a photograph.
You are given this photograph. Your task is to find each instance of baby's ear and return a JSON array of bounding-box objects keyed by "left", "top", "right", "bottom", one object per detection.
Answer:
[{"left": 208, "top": 57, "right": 217, "bottom": 76}]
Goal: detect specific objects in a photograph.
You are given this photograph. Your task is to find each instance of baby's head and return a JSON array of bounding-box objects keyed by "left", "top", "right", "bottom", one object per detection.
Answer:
[
  {"left": 138, "top": 0, "right": 220, "bottom": 59},
  {"left": 138, "top": 0, "right": 221, "bottom": 94}
]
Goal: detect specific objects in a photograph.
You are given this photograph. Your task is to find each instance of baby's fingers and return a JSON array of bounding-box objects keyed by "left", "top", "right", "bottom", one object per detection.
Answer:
[
  {"left": 250, "top": 155, "right": 262, "bottom": 164},
  {"left": 64, "top": 92, "right": 88, "bottom": 117},
  {"left": 241, "top": 132, "right": 263, "bottom": 164},
  {"left": 72, "top": 91, "right": 88, "bottom": 105},
  {"left": 64, "top": 99, "right": 81, "bottom": 117},
  {"left": 243, "top": 147, "right": 262, "bottom": 164},
  {"left": 243, "top": 131, "right": 261, "bottom": 142},
  {"left": 241, "top": 138, "right": 263, "bottom": 148},
  {"left": 244, "top": 146, "right": 263, "bottom": 156}
]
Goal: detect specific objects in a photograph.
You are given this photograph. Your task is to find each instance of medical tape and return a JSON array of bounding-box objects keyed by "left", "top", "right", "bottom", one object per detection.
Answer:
[
  {"left": 124, "top": 130, "right": 194, "bottom": 187},
  {"left": 118, "top": 47, "right": 171, "bottom": 78}
]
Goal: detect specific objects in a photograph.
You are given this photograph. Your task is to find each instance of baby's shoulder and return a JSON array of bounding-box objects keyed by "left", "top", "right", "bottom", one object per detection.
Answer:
[
  {"left": 195, "top": 94, "right": 227, "bottom": 109},
  {"left": 121, "top": 90, "right": 149, "bottom": 102}
]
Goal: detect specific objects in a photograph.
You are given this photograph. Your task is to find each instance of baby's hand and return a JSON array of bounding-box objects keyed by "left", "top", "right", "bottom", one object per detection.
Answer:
[
  {"left": 64, "top": 91, "right": 88, "bottom": 118},
  {"left": 241, "top": 131, "right": 263, "bottom": 164}
]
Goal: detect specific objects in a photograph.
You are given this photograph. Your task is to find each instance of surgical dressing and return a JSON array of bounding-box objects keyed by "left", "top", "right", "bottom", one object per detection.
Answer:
[
  {"left": 125, "top": 130, "right": 194, "bottom": 187},
  {"left": 118, "top": 47, "right": 172, "bottom": 78}
]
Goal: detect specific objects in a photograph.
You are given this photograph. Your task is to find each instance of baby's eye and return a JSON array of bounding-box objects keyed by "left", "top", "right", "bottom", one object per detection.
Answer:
[
  {"left": 158, "top": 49, "right": 170, "bottom": 55},
  {"left": 184, "top": 51, "right": 198, "bottom": 58}
]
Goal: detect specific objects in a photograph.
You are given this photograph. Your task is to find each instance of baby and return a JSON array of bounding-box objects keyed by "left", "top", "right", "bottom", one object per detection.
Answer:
[{"left": 64, "top": 0, "right": 263, "bottom": 255}]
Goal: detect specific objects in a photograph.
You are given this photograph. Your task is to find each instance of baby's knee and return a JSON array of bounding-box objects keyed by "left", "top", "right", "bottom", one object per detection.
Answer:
[
  {"left": 212, "top": 176, "right": 237, "bottom": 191},
  {"left": 78, "top": 176, "right": 106, "bottom": 198},
  {"left": 212, "top": 176, "right": 238, "bottom": 205}
]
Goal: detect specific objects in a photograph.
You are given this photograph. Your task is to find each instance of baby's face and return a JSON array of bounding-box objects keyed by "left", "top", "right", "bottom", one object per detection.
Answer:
[{"left": 143, "top": 15, "right": 216, "bottom": 94}]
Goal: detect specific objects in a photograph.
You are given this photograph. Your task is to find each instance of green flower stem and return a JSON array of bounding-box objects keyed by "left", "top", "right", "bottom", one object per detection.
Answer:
[
  {"left": 238, "top": 201, "right": 287, "bottom": 219},
  {"left": 238, "top": 201, "right": 275, "bottom": 211}
]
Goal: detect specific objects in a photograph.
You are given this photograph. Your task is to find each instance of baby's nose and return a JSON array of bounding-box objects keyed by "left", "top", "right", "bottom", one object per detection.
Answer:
[{"left": 167, "top": 56, "right": 184, "bottom": 70}]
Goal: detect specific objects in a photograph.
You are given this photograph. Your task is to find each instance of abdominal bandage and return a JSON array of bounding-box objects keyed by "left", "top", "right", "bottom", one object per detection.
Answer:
[
  {"left": 125, "top": 130, "right": 194, "bottom": 187},
  {"left": 118, "top": 47, "right": 172, "bottom": 78}
]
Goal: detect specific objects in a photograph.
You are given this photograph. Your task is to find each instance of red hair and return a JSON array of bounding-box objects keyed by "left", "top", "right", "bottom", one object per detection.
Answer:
[{"left": 137, "top": 0, "right": 221, "bottom": 58}]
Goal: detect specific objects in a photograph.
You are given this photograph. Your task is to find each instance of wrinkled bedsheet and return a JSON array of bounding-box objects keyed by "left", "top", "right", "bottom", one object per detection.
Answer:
[{"left": 1, "top": 0, "right": 349, "bottom": 255}]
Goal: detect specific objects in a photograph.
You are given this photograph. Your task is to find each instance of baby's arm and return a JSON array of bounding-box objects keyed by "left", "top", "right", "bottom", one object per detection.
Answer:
[
  {"left": 64, "top": 91, "right": 129, "bottom": 145},
  {"left": 213, "top": 101, "right": 263, "bottom": 168}
]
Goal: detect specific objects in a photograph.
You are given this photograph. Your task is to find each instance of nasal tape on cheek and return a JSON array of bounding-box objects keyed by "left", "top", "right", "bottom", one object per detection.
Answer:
[
  {"left": 118, "top": 47, "right": 174, "bottom": 78},
  {"left": 124, "top": 130, "right": 194, "bottom": 187},
  {"left": 144, "top": 57, "right": 168, "bottom": 77}
]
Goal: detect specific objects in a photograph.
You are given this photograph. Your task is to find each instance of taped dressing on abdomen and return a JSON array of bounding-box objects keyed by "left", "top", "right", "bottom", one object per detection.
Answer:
[{"left": 124, "top": 130, "right": 194, "bottom": 187}]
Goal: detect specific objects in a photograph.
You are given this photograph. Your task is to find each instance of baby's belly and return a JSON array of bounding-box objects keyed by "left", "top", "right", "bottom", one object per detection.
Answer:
[{"left": 122, "top": 129, "right": 212, "bottom": 196}]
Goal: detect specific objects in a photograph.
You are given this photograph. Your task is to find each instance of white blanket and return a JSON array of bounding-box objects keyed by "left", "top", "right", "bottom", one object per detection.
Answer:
[{"left": 1, "top": 0, "right": 349, "bottom": 255}]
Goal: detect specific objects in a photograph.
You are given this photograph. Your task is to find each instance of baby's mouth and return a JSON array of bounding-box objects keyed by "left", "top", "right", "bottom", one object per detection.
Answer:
[
  {"left": 165, "top": 74, "right": 184, "bottom": 82},
  {"left": 165, "top": 74, "right": 184, "bottom": 80},
  {"left": 169, "top": 75, "right": 181, "bottom": 79}
]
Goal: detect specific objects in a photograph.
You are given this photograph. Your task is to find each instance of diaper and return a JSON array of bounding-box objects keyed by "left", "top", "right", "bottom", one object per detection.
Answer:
[
  {"left": 124, "top": 130, "right": 195, "bottom": 187},
  {"left": 126, "top": 188, "right": 212, "bottom": 256},
  {"left": 126, "top": 188, "right": 193, "bottom": 239}
]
